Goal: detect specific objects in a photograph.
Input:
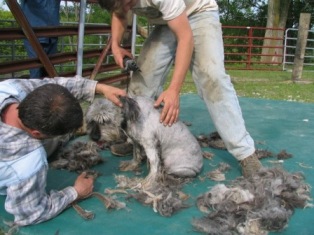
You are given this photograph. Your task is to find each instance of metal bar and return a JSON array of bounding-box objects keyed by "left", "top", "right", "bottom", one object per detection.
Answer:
[
  {"left": 283, "top": 28, "right": 289, "bottom": 71},
  {"left": 0, "top": 25, "right": 112, "bottom": 40},
  {"left": 246, "top": 27, "right": 253, "bottom": 69},
  {"left": 0, "top": 64, "right": 125, "bottom": 83},
  {"left": 0, "top": 49, "right": 114, "bottom": 74},
  {"left": 225, "top": 52, "right": 284, "bottom": 57},
  {"left": 224, "top": 44, "right": 284, "bottom": 49},
  {"left": 60, "top": 64, "right": 120, "bottom": 77},
  {"left": 0, "top": 43, "right": 130, "bottom": 75},
  {"left": 89, "top": 36, "right": 112, "bottom": 80},
  {"left": 76, "top": 0, "right": 87, "bottom": 76},
  {"left": 131, "top": 14, "right": 137, "bottom": 56},
  {"left": 222, "top": 25, "right": 285, "bottom": 31},
  {"left": 225, "top": 67, "right": 282, "bottom": 71},
  {"left": 225, "top": 60, "right": 282, "bottom": 65},
  {"left": 5, "top": 0, "right": 58, "bottom": 77},
  {"left": 97, "top": 73, "right": 129, "bottom": 84},
  {"left": 224, "top": 35, "right": 284, "bottom": 41}
]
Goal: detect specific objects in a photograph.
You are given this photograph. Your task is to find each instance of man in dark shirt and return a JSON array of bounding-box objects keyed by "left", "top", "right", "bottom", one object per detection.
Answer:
[{"left": 21, "top": 0, "right": 61, "bottom": 78}]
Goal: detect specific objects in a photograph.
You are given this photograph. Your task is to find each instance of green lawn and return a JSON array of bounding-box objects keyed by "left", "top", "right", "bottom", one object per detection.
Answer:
[{"left": 175, "top": 68, "right": 314, "bottom": 103}]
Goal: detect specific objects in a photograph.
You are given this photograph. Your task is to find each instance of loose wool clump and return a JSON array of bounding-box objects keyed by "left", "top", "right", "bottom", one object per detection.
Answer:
[
  {"left": 115, "top": 173, "right": 191, "bottom": 217},
  {"left": 49, "top": 141, "right": 104, "bottom": 172},
  {"left": 193, "top": 168, "right": 312, "bottom": 234}
]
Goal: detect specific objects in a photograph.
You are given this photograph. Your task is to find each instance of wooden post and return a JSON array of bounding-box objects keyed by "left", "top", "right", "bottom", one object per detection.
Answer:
[{"left": 291, "top": 13, "right": 311, "bottom": 82}]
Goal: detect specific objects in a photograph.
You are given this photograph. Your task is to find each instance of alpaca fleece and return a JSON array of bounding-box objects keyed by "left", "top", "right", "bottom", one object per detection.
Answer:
[
  {"left": 49, "top": 141, "right": 103, "bottom": 172},
  {"left": 193, "top": 167, "right": 312, "bottom": 234},
  {"left": 115, "top": 173, "right": 192, "bottom": 217},
  {"left": 85, "top": 96, "right": 203, "bottom": 190}
]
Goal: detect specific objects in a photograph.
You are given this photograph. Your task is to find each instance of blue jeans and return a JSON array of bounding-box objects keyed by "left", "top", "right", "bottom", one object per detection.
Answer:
[
  {"left": 23, "top": 37, "right": 58, "bottom": 78},
  {"left": 129, "top": 11, "right": 255, "bottom": 160}
]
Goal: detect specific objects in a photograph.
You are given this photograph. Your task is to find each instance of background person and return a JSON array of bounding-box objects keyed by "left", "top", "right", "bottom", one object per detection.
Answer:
[{"left": 20, "top": 0, "right": 61, "bottom": 78}]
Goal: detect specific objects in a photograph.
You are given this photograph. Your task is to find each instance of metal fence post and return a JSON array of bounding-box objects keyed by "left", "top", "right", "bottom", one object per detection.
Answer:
[
  {"left": 76, "top": 0, "right": 87, "bottom": 77},
  {"left": 246, "top": 27, "right": 252, "bottom": 69}
]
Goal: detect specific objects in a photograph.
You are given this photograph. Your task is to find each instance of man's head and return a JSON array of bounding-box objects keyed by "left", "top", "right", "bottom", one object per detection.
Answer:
[
  {"left": 98, "top": 0, "right": 137, "bottom": 17},
  {"left": 18, "top": 83, "right": 83, "bottom": 138},
  {"left": 98, "top": 0, "right": 120, "bottom": 12}
]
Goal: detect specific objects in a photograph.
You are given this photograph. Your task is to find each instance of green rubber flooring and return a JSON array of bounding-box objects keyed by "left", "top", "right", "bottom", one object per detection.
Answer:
[{"left": 1, "top": 94, "right": 314, "bottom": 235}]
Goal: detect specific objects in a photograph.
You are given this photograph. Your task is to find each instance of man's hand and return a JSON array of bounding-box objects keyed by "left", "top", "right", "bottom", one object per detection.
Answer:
[
  {"left": 111, "top": 11, "right": 135, "bottom": 68},
  {"left": 95, "top": 83, "right": 127, "bottom": 107},
  {"left": 74, "top": 172, "right": 95, "bottom": 199},
  {"left": 111, "top": 45, "right": 133, "bottom": 69},
  {"left": 109, "top": 9, "right": 190, "bottom": 126},
  {"left": 154, "top": 89, "right": 180, "bottom": 126},
  {"left": 152, "top": 12, "right": 192, "bottom": 127}
]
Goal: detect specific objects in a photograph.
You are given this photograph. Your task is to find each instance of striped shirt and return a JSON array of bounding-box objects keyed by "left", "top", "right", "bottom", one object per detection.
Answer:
[{"left": 0, "top": 76, "right": 97, "bottom": 226}]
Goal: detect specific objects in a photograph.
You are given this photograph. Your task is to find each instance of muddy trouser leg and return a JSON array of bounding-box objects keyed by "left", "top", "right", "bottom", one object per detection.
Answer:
[
  {"left": 128, "top": 25, "right": 177, "bottom": 99},
  {"left": 189, "top": 11, "right": 255, "bottom": 161},
  {"left": 126, "top": 25, "right": 177, "bottom": 155}
]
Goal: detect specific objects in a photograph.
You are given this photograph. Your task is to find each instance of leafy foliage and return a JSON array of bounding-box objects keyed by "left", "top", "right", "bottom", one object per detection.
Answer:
[
  {"left": 287, "top": 0, "right": 314, "bottom": 28},
  {"left": 218, "top": 0, "right": 313, "bottom": 28},
  {"left": 86, "top": 3, "right": 111, "bottom": 24},
  {"left": 218, "top": 0, "right": 268, "bottom": 26}
]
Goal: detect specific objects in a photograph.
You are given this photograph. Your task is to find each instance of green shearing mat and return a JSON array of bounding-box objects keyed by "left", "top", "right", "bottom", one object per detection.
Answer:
[{"left": 1, "top": 94, "right": 313, "bottom": 235}]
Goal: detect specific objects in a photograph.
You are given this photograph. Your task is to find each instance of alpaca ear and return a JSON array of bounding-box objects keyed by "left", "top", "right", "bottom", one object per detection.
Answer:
[{"left": 120, "top": 96, "right": 140, "bottom": 122}]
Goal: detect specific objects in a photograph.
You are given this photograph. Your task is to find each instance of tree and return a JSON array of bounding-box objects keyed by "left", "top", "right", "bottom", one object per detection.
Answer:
[
  {"left": 261, "top": 0, "right": 314, "bottom": 64},
  {"left": 261, "top": 0, "right": 291, "bottom": 64},
  {"left": 287, "top": 0, "right": 314, "bottom": 28},
  {"left": 218, "top": 0, "right": 268, "bottom": 26},
  {"left": 217, "top": 0, "right": 313, "bottom": 64}
]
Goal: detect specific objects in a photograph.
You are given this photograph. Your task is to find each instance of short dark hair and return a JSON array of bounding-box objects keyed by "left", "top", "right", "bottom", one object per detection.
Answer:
[
  {"left": 98, "top": 0, "right": 124, "bottom": 17},
  {"left": 98, "top": 0, "right": 117, "bottom": 12},
  {"left": 18, "top": 83, "right": 83, "bottom": 136}
]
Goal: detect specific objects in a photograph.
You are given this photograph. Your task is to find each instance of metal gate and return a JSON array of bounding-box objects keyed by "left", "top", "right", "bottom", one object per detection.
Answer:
[{"left": 283, "top": 28, "right": 314, "bottom": 71}]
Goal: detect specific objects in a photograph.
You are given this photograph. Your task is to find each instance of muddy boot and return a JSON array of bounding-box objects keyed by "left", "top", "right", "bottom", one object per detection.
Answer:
[
  {"left": 110, "top": 142, "right": 133, "bottom": 157},
  {"left": 240, "top": 153, "right": 262, "bottom": 177}
]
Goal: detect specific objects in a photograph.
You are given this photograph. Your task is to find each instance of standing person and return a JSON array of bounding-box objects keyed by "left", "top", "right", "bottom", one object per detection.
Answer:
[
  {"left": 0, "top": 75, "right": 126, "bottom": 226},
  {"left": 20, "top": 0, "right": 61, "bottom": 78},
  {"left": 98, "top": 0, "right": 262, "bottom": 177}
]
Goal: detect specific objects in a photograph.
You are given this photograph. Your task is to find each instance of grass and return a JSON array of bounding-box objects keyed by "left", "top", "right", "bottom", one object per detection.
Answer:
[{"left": 173, "top": 68, "right": 314, "bottom": 103}]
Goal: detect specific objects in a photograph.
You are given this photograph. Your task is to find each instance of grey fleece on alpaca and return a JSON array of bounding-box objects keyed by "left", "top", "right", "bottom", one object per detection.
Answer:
[{"left": 85, "top": 96, "right": 203, "bottom": 189}]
